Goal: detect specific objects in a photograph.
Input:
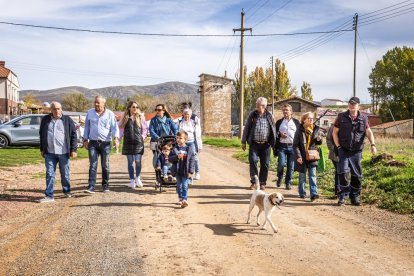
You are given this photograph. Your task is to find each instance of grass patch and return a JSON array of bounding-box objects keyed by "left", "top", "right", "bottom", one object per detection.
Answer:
[
  {"left": 209, "top": 137, "right": 414, "bottom": 214},
  {"left": 203, "top": 137, "right": 241, "bottom": 148},
  {"left": 0, "top": 146, "right": 89, "bottom": 168}
]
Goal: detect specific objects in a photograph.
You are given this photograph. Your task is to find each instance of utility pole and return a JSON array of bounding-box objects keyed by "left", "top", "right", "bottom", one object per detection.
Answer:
[
  {"left": 233, "top": 9, "right": 252, "bottom": 138},
  {"left": 353, "top": 13, "right": 358, "bottom": 97},
  {"left": 271, "top": 56, "right": 275, "bottom": 115}
]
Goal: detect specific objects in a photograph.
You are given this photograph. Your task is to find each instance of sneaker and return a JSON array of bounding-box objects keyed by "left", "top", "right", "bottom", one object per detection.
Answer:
[
  {"left": 338, "top": 197, "right": 345, "bottom": 206},
  {"left": 39, "top": 197, "right": 54, "bottom": 203},
  {"left": 103, "top": 188, "right": 110, "bottom": 193},
  {"left": 163, "top": 175, "right": 168, "bottom": 181},
  {"left": 249, "top": 184, "right": 256, "bottom": 190},
  {"left": 64, "top": 193, "right": 72, "bottom": 198},
  {"left": 129, "top": 179, "right": 136, "bottom": 189},
  {"left": 351, "top": 196, "right": 361, "bottom": 206},
  {"left": 260, "top": 185, "right": 266, "bottom": 191},
  {"left": 176, "top": 199, "right": 183, "bottom": 205},
  {"left": 172, "top": 176, "right": 177, "bottom": 182},
  {"left": 194, "top": 173, "right": 201, "bottom": 180},
  {"left": 136, "top": 177, "right": 143, "bottom": 188},
  {"left": 181, "top": 200, "right": 188, "bottom": 208},
  {"left": 285, "top": 185, "right": 292, "bottom": 190},
  {"left": 276, "top": 181, "right": 282, "bottom": 188},
  {"left": 84, "top": 187, "right": 95, "bottom": 194},
  {"left": 299, "top": 195, "right": 305, "bottom": 199},
  {"left": 310, "top": 195, "right": 320, "bottom": 201}
]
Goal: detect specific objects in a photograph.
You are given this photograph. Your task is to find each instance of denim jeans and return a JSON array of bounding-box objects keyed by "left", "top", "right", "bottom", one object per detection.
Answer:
[
  {"left": 162, "top": 163, "right": 172, "bottom": 176},
  {"left": 88, "top": 141, "right": 111, "bottom": 190},
  {"left": 277, "top": 144, "right": 295, "bottom": 186},
  {"left": 126, "top": 154, "right": 142, "bottom": 180},
  {"left": 248, "top": 142, "right": 271, "bottom": 185},
  {"left": 332, "top": 160, "right": 340, "bottom": 195},
  {"left": 298, "top": 165, "right": 318, "bottom": 197},
  {"left": 337, "top": 148, "right": 362, "bottom": 199},
  {"left": 186, "top": 142, "right": 200, "bottom": 173},
  {"left": 44, "top": 153, "right": 70, "bottom": 198},
  {"left": 176, "top": 175, "right": 189, "bottom": 200}
]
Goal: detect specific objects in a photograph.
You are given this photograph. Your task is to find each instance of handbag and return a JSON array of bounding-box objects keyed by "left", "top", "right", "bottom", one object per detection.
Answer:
[{"left": 306, "top": 149, "right": 320, "bottom": 161}]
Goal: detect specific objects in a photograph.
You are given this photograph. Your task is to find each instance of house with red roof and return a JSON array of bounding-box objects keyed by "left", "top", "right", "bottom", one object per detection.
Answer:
[{"left": 0, "top": 61, "right": 20, "bottom": 120}]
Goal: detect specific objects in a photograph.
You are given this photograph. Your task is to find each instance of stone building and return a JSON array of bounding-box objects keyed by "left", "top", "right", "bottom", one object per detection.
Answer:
[
  {"left": 371, "top": 119, "right": 413, "bottom": 138},
  {"left": 272, "top": 96, "right": 321, "bottom": 121},
  {"left": 198, "top": 73, "right": 234, "bottom": 137},
  {"left": 0, "top": 61, "right": 20, "bottom": 120}
]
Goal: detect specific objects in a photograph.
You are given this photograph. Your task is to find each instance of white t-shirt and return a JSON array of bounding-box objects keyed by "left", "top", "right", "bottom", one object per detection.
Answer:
[{"left": 279, "top": 118, "right": 297, "bottom": 144}]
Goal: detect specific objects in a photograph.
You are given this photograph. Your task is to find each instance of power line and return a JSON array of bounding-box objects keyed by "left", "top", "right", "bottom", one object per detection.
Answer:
[
  {"left": 359, "top": 7, "right": 414, "bottom": 26},
  {"left": 215, "top": 36, "right": 237, "bottom": 75},
  {"left": 0, "top": 20, "right": 352, "bottom": 37},
  {"left": 359, "top": 1, "right": 413, "bottom": 21},
  {"left": 245, "top": 0, "right": 271, "bottom": 21},
  {"left": 245, "top": 0, "right": 264, "bottom": 13},
  {"left": 253, "top": 0, "right": 294, "bottom": 28},
  {"left": 359, "top": 0, "right": 413, "bottom": 17},
  {"left": 357, "top": 31, "right": 374, "bottom": 69}
]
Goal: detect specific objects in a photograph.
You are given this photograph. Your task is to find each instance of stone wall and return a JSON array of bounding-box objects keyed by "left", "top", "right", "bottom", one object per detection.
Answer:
[{"left": 199, "top": 74, "right": 233, "bottom": 137}]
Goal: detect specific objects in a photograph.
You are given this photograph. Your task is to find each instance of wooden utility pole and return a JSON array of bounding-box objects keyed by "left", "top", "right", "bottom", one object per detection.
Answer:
[
  {"left": 233, "top": 9, "right": 252, "bottom": 138},
  {"left": 353, "top": 13, "right": 358, "bottom": 97}
]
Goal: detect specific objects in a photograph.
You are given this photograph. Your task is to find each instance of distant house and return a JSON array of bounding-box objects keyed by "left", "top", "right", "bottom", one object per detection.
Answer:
[
  {"left": 321, "top": 98, "right": 347, "bottom": 106},
  {"left": 317, "top": 108, "right": 382, "bottom": 130},
  {"left": 0, "top": 61, "right": 20, "bottom": 120},
  {"left": 273, "top": 96, "right": 321, "bottom": 121},
  {"left": 371, "top": 119, "right": 413, "bottom": 138}
]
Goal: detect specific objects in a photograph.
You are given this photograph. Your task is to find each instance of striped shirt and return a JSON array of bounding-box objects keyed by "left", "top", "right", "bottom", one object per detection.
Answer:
[
  {"left": 253, "top": 115, "right": 270, "bottom": 142},
  {"left": 47, "top": 117, "right": 67, "bottom": 154}
]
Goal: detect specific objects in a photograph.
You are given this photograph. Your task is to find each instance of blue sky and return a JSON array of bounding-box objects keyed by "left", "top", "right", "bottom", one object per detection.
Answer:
[{"left": 0, "top": 0, "right": 413, "bottom": 102}]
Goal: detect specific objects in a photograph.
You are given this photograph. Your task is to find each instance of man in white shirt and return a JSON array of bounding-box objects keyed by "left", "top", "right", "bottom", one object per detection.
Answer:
[{"left": 274, "top": 104, "right": 300, "bottom": 190}]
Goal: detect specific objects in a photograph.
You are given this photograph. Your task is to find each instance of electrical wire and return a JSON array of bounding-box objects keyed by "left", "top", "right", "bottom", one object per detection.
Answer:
[
  {"left": 253, "top": 0, "right": 294, "bottom": 28},
  {"left": 359, "top": 8, "right": 414, "bottom": 26},
  {"left": 359, "top": 1, "right": 413, "bottom": 21}
]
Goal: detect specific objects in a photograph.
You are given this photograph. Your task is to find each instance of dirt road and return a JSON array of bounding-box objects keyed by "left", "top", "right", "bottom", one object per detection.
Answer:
[{"left": 0, "top": 146, "right": 413, "bottom": 275}]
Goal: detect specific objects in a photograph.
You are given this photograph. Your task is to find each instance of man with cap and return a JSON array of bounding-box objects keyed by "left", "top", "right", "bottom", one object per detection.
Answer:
[{"left": 332, "top": 96, "right": 377, "bottom": 206}]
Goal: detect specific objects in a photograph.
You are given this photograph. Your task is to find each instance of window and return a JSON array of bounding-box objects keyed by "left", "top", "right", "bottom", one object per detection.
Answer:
[
  {"left": 289, "top": 102, "right": 301, "bottom": 112},
  {"left": 17, "top": 117, "right": 31, "bottom": 125},
  {"left": 323, "top": 120, "right": 329, "bottom": 126}
]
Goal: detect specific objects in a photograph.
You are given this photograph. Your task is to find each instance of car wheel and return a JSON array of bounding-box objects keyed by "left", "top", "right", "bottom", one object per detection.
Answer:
[{"left": 0, "top": 134, "right": 9, "bottom": 148}]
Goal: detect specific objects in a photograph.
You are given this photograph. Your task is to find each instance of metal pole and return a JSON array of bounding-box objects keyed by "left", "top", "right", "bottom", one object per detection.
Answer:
[
  {"left": 353, "top": 13, "right": 358, "bottom": 97},
  {"left": 233, "top": 9, "right": 252, "bottom": 138},
  {"left": 271, "top": 56, "right": 274, "bottom": 115}
]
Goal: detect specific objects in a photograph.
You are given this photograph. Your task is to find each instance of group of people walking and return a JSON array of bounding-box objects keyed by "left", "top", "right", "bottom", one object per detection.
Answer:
[
  {"left": 38, "top": 96, "right": 202, "bottom": 208},
  {"left": 242, "top": 96, "right": 376, "bottom": 206}
]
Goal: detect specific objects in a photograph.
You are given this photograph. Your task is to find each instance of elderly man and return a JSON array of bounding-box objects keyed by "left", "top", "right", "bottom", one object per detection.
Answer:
[
  {"left": 83, "top": 95, "right": 120, "bottom": 193},
  {"left": 332, "top": 96, "right": 377, "bottom": 206},
  {"left": 39, "top": 102, "right": 77, "bottom": 202},
  {"left": 242, "top": 97, "right": 277, "bottom": 190},
  {"left": 274, "top": 104, "right": 300, "bottom": 190}
]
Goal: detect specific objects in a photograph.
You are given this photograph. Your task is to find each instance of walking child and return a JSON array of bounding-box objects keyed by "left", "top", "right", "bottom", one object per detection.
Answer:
[{"left": 169, "top": 130, "right": 195, "bottom": 208}]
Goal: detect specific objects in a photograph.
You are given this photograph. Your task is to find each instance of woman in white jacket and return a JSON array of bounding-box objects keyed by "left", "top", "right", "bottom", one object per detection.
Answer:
[{"left": 178, "top": 108, "right": 202, "bottom": 180}]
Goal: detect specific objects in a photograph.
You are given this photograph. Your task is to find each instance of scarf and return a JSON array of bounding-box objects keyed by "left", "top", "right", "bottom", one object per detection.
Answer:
[
  {"left": 305, "top": 125, "right": 314, "bottom": 150},
  {"left": 156, "top": 115, "right": 170, "bottom": 136}
]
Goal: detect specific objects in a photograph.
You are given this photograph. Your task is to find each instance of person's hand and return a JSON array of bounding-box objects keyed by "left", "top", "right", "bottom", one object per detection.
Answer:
[
  {"left": 242, "top": 143, "right": 246, "bottom": 151},
  {"left": 371, "top": 145, "right": 377, "bottom": 155},
  {"left": 70, "top": 152, "right": 77, "bottom": 159},
  {"left": 280, "top": 132, "right": 288, "bottom": 138},
  {"left": 334, "top": 146, "right": 340, "bottom": 156},
  {"left": 156, "top": 166, "right": 161, "bottom": 171},
  {"left": 297, "top": 157, "right": 303, "bottom": 165},
  {"left": 83, "top": 140, "right": 89, "bottom": 150},
  {"left": 316, "top": 134, "right": 321, "bottom": 141}
]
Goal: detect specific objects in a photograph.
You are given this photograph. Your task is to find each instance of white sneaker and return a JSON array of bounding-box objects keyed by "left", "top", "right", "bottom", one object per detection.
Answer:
[
  {"left": 136, "top": 176, "right": 143, "bottom": 188},
  {"left": 129, "top": 179, "right": 136, "bottom": 189},
  {"left": 194, "top": 173, "right": 201, "bottom": 180}
]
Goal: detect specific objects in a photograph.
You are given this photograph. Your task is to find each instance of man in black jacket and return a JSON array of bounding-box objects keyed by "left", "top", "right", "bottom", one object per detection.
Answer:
[
  {"left": 241, "top": 97, "right": 277, "bottom": 190},
  {"left": 274, "top": 104, "right": 300, "bottom": 190},
  {"left": 39, "top": 102, "right": 77, "bottom": 202}
]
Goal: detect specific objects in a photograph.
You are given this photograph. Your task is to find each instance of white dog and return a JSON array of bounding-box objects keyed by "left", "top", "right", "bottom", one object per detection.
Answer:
[{"left": 246, "top": 176, "right": 284, "bottom": 233}]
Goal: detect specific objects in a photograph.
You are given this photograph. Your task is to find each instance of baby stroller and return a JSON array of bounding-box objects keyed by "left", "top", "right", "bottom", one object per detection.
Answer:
[{"left": 154, "top": 135, "right": 177, "bottom": 192}]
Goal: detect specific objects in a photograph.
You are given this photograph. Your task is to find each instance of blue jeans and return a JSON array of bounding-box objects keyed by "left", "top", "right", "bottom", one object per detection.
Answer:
[
  {"left": 176, "top": 175, "right": 189, "bottom": 200},
  {"left": 277, "top": 144, "right": 295, "bottom": 186},
  {"left": 162, "top": 163, "right": 172, "bottom": 176},
  {"left": 44, "top": 153, "right": 70, "bottom": 198},
  {"left": 332, "top": 160, "right": 340, "bottom": 195},
  {"left": 126, "top": 154, "right": 142, "bottom": 180},
  {"left": 298, "top": 165, "right": 318, "bottom": 197},
  {"left": 337, "top": 148, "right": 362, "bottom": 199},
  {"left": 186, "top": 142, "right": 200, "bottom": 174},
  {"left": 88, "top": 141, "right": 111, "bottom": 190},
  {"left": 248, "top": 142, "right": 271, "bottom": 185}
]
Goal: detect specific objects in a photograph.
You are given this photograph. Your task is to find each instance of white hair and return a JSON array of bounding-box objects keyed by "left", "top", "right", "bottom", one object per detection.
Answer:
[
  {"left": 183, "top": 108, "right": 192, "bottom": 115},
  {"left": 256, "top": 97, "right": 268, "bottom": 107},
  {"left": 50, "top": 101, "right": 62, "bottom": 108},
  {"left": 95, "top": 95, "right": 106, "bottom": 103}
]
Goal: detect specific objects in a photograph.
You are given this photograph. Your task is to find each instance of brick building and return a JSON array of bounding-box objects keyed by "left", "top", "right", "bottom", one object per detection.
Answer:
[
  {"left": 198, "top": 73, "right": 234, "bottom": 137},
  {"left": 0, "top": 61, "right": 19, "bottom": 120},
  {"left": 371, "top": 119, "right": 413, "bottom": 138},
  {"left": 272, "top": 96, "right": 321, "bottom": 121}
]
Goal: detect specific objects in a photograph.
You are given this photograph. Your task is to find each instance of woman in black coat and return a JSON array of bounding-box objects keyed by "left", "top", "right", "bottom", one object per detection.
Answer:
[
  {"left": 119, "top": 101, "right": 148, "bottom": 188},
  {"left": 293, "top": 112, "right": 322, "bottom": 201}
]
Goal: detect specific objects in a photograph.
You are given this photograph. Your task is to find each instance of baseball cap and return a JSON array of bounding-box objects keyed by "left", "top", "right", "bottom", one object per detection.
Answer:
[{"left": 348, "top": 97, "right": 360, "bottom": 104}]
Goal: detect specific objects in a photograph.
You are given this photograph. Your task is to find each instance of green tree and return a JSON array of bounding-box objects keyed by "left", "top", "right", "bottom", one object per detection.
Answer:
[
  {"left": 368, "top": 46, "right": 414, "bottom": 121},
  {"left": 301, "top": 81, "right": 313, "bottom": 101},
  {"left": 106, "top": 97, "right": 125, "bottom": 112},
  {"left": 23, "top": 93, "right": 42, "bottom": 106},
  {"left": 62, "top": 93, "right": 90, "bottom": 112},
  {"left": 274, "top": 58, "right": 293, "bottom": 100}
]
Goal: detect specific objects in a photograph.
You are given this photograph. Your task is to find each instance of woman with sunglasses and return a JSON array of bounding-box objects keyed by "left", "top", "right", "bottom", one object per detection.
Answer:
[
  {"left": 119, "top": 101, "right": 148, "bottom": 188},
  {"left": 293, "top": 112, "right": 322, "bottom": 201},
  {"left": 149, "top": 104, "right": 178, "bottom": 167}
]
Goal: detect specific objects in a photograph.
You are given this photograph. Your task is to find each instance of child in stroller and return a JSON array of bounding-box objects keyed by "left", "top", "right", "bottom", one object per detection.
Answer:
[{"left": 156, "top": 143, "right": 176, "bottom": 182}]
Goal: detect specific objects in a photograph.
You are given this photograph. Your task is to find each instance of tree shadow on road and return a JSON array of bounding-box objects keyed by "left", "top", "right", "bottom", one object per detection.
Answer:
[
  {"left": 70, "top": 202, "right": 179, "bottom": 209},
  {"left": 190, "top": 184, "right": 247, "bottom": 190}
]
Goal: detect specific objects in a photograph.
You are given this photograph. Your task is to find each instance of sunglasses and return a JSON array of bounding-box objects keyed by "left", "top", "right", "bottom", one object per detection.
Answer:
[{"left": 155, "top": 108, "right": 163, "bottom": 111}]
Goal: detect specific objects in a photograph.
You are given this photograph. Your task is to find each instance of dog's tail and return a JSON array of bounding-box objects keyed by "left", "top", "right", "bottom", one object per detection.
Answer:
[{"left": 253, "top": 175, "right": 260, "bottom": 190}]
